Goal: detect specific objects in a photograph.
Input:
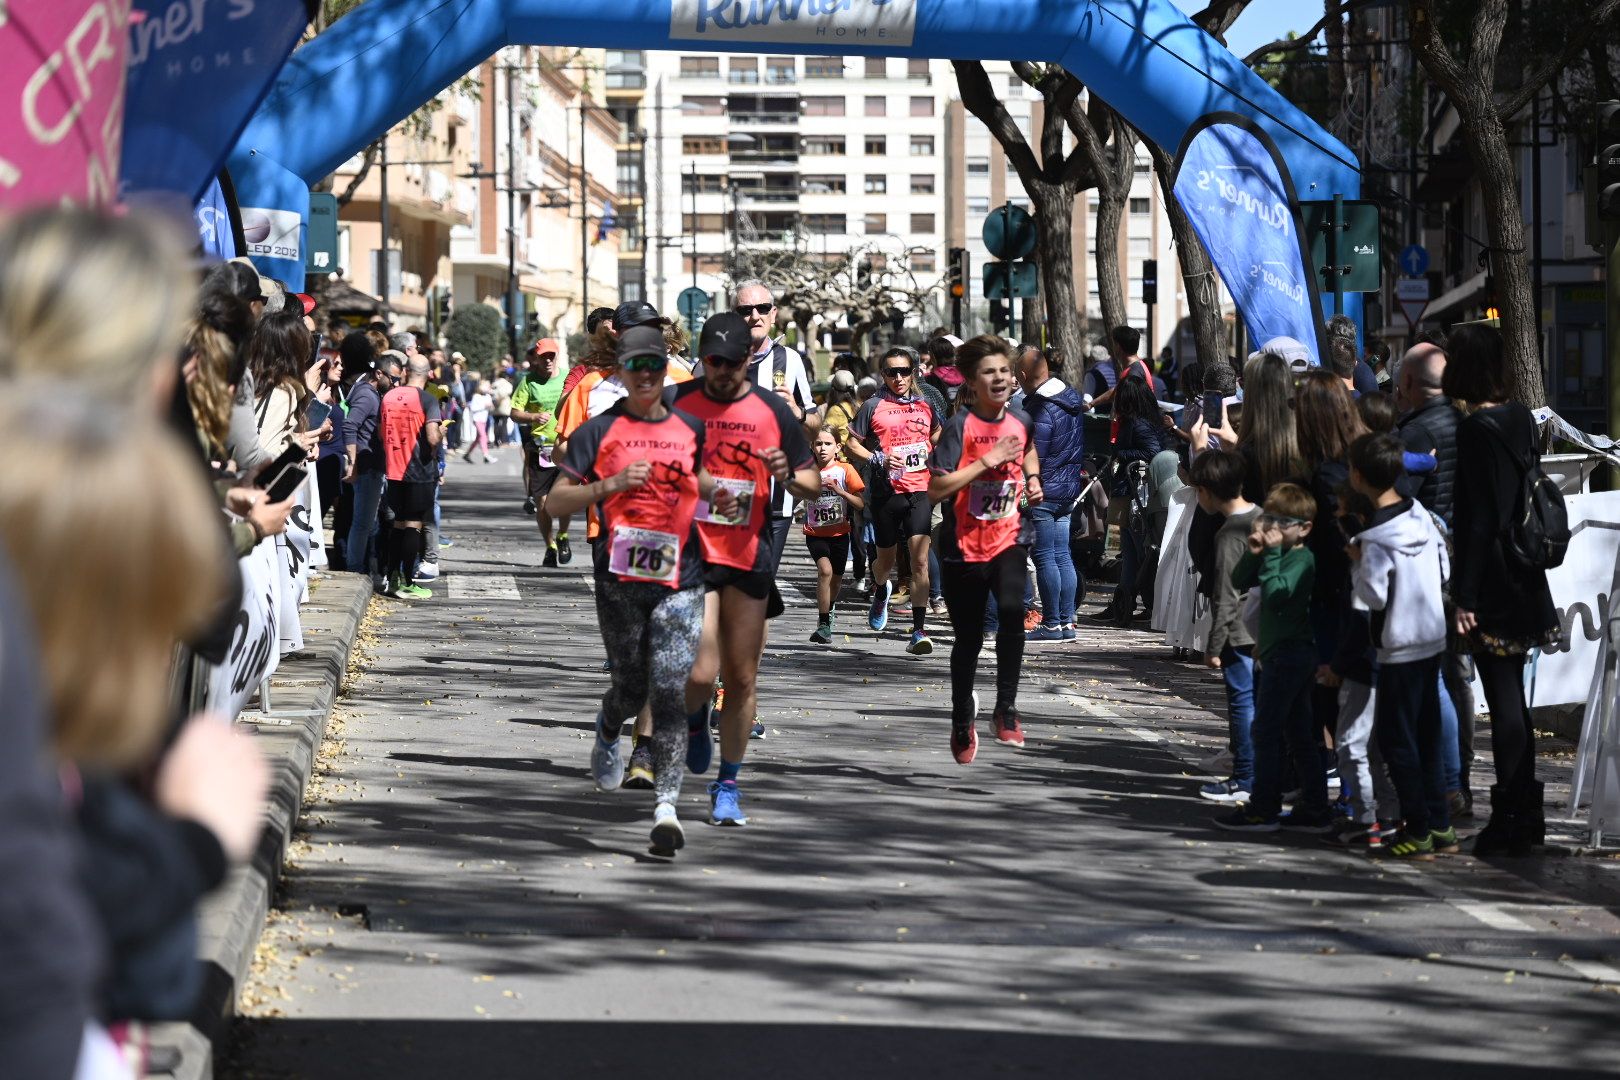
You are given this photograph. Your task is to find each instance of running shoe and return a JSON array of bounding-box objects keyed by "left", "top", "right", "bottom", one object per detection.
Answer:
[
  {"left": 930, "top": 595, "right": 947, "bottom": 616},
  {"left": 1026, "top": 624, "right": 1065, "bottom": 643},
  {"left": 1323, "top": 819, "right": 1375, "bottom": 847},
  {"left": 543, "top": 546, "right": 559, "bottom": 568},
  {"left": 906, "top": 630, "right": 933, "bottom": 656},
  {"left": 1383, "top": 829, "right": 1435, "bottom": 860},
  {"left": 750, "top": 719, "right": 766, "bottom": 739},
  {"left": 438, "top": 537, "right": 454, "bottom": 549},
  {"left": 809, "top": 624, "right": 833, "bottom": 645},
  {"left": 1199, "top": 778, "right": 1251, "bottom": 803},
  {"left": 484, "top": 453, "right": 500, "bottom": 464},
  {"left": 951, "top": 722, "right": 978, "bottom": 765},
  {"left": 556, "top": 535, "right": 573, "bottom": 564},
  {"left": 868, "top": 581, "right": 892, "bottom": 631},
  {"left": 398, "top": 583, "right": 432, "bottom": 600},
  {"left": 623, "top": 743, "right": 654, "bottom": 789},
  {"left": 1062, "top": 624, "right": 1077, "bottom": 641},
  {"left": 1212, "top": 809, "right": 1280, "bottom": 832},
  {"left": 1024, "top": 608, "right": 1044, "bottom": 631},
  {"left": 708, "top": 780, "right": 748, "bottom": 826},
  {"left": 413, "top": 561, "right": 439, "bottom": 583},
  {"left": 991, "top": 705, "right": 1025, "bottom": 748},
  {"left": 686, "top": 711, "right": 713, "bottom": 774},
  {"left": 590, "top": 712, "right": 625, "bottom": 791},
  {"left": 1277, "top": 808, "right": 1335, "bottom": 834},
  {"left": 650, "top": 802, "right": 685, "bottom": 855},
  {"left": 1428, "top": 826, "right": 1461, "bottom": 854},
  {"left": 1448, "top": 790, "right": 1474, "bottom": 820},
  {"left": 1370, "top": 819, "right": 1401, "bottom": 851},
  {"left": 523, "top": 496, "right": 537, "bottom": 515}
]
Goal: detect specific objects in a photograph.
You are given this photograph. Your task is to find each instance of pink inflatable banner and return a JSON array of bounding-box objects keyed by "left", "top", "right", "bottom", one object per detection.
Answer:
[{"left": 1, "top": 0, "right": 131, "bottom": 208}]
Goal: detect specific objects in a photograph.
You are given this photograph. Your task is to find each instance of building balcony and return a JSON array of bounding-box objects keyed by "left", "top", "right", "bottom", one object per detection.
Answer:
[
  {"left": 729, "top": 111, "right": 800, "bottom": 127},
  {"left": 729, "top": 150, "right": 800, "bottom": 168},
  {"left": 738, "top": 190, "right": 800, "bottom": 205}
]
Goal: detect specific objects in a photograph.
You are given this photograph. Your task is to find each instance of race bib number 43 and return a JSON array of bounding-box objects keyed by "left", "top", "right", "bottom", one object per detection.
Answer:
[
  {"left": 891, "top": 441, "right": 930, "bottom": 474},
  {"left": 969, "top": 478, "right": 1019, "bottom": 521},
  {"left": 608, "top": 526, "right": 680, "bottom": 585}
]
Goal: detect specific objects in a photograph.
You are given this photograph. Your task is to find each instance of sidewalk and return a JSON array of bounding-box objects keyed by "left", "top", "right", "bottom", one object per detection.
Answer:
[{"left": 146, "top": 573, "right": 372, "bottom": 1080}]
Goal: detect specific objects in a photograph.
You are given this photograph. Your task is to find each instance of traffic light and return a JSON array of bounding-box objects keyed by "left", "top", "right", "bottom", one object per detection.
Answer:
[
  {"left": 989, "top": 298, "right": 1009, "bottom": 332},
  {"left": 947, "top": 247, "right": 969, "bottom": 336},
  {"left": 1142, "top": 259, "right": 1158, "bottom": 305},
  {"left": 1599, "top": 101, "right": 1620, "bottom": 221}
]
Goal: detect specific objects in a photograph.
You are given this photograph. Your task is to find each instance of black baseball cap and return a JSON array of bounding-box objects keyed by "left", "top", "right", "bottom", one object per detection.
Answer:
[
  {"left": 586, "top": 306, "right": 616, "bottom": 334},
  {"left": 616, "top": 324, "right": 667, "bottom": 364},
  {"left": 612, "top": 300, "right": 660, "bottom": 332},
  {"left": 697, "top": 311, "right": 751, "bottom": 365}
]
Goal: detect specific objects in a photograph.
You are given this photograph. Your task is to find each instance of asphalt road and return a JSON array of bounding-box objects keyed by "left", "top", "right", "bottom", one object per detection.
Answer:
[{"left": 228, "top": 454, "right": 1620, "bottom": 1079}]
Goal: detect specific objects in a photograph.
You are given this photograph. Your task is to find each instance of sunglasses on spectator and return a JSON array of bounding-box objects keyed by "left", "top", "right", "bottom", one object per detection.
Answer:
[
  {"left": 623, "top": 355, "right": 669, "bottom": 373},
  {"left": 734, "top": 303, "right": 775, "bottom": 316},
  {"left": 704, "top": 353, "right": 749, "bottom": 369},
  {"left": 883, "top": 367, "right": 912, "bottom": 378}
]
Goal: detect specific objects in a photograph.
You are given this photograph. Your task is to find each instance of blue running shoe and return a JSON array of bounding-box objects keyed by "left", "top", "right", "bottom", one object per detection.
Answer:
[
  {"left": 868, "top": 580, "right": 892, "bottom": 631},
  {"left": 687, "top": 708, "right": 714, "bottom": 774},
  {"left": 749, "top": 719, "right": 766, "bottom": 739},
  {"left": 708, "top": 780, "right": 748, "bottom": 826},
  {"left": 1026, "top": 624, "right": 1065, "bottom": 642},
  {"left": 590, "top": 712, "right": 625, "bottom": 791},
  {"left": 906, "top": 630, "right": 933, "bottom": 655}
]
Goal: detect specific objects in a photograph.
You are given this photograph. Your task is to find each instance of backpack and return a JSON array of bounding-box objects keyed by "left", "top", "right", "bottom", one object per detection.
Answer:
[{"left": 1480, "top": 414, "right": 1568, "bottom": 572}]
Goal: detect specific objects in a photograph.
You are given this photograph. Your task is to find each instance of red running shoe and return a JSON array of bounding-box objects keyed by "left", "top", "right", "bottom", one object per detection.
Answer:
[
  {"left": 992, "top": 705, "right": 1025, "bottom": 748},
  {"left": 1023, "top": 607, "right": 1043, "bottom": 631},
  {"left": 951, "top": 724, "right": 978, "bottom": 765}
]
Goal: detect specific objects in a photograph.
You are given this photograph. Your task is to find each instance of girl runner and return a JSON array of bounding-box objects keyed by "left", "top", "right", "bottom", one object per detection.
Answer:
[
  {"left": 804, "top": 427, "right": 866, "bottom": 644},
  {"left": 928, "top": 335, "right": 1044, "bottom": 764},
  {"left": 547, "top": 326, "right": 737, "bottom": 855}
]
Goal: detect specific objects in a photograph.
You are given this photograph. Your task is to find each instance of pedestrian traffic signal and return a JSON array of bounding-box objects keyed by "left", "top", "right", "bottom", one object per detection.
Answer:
[
  {"left": 1598, "top": 100, "right": 1620, "bottom": 221},
  {"left": 1142, "top": 259, "right": 1158, "bottom": 305}
]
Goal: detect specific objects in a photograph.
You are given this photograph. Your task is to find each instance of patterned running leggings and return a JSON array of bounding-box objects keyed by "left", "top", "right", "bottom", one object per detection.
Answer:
[{"left": 594, "top": 577, "right": 706, "bottom": 805}]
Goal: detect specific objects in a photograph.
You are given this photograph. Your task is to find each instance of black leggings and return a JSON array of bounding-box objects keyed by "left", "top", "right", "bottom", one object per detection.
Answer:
[
  {"left": 1476, "top": 651, "right": 1535, "bottom": 796},
  {"left": 941, "top": 545, "right": 1027, "bottom": 723}
]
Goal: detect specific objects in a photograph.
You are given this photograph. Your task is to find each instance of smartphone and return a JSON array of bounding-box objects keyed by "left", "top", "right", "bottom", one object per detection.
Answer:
[
  {"left": 255, "top": 442, "right": 306, "bottom": 488},
  {"left": 263, "top": 463, "right": 307, "bottom": 503},
  {"left": 1203, "top": 390, "right": 1225, "bottom": 428}
]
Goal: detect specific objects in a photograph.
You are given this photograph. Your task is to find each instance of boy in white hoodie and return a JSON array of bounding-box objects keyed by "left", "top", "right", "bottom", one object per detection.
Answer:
[{"left": 1347, "top": 433, "right": 1454, "bottom": 860}]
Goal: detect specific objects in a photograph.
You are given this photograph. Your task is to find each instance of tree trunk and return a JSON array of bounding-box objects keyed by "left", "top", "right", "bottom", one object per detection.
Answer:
[
  {"left": 1027, "top": 177, "right": 1085, "bottom": 363},
  {"left": 1147, "top": 141, "right": 1227, "bottom": 376},
  {"left": 1093, "top": 185, "right": 1127, "bottom": 333}
]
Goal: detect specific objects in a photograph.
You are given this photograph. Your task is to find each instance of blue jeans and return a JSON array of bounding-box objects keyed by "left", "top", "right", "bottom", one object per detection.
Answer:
[
  {"left": 345, "top": 469, "right": 385, "bottom": 578},
  {"left": 1251, "top": 640, "right": 1329, "bottom": 818},
  {"left": 1031, "top": 503, "right": 1076, "bottom": 627},
  {"left": 1221, "top": 645, "right": 1256, "bottom": 788},
  {"left": 1112, "top": 517, "right": 1143, "bottom": 613},
  {"left": 1437, "top": 670, "right": 1461, "bottom": 793},
  {"left": 928, "top": 547, "right": 943, "bottom": 602}
]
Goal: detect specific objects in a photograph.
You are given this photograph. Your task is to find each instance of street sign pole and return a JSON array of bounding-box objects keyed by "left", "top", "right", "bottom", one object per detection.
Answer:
[{"left": 1330, "top": 192, "right": 1345, "bottom": 318}]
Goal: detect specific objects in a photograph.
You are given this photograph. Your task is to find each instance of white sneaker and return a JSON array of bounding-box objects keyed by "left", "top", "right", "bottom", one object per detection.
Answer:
[
  {"left": 591, "top": 712, "right": 625, "bottom": 791},
  {"left": 413, "top": 562, "right": 439, "bottom": 583},
  {"left": 651, "top": 801, "right": 685, "bottom": 854}
]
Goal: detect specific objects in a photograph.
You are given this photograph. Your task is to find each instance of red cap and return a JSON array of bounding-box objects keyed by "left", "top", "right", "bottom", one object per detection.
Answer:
[
  {"left": 533, "top": 337, "right": 561, "bottom": 357},
  {"left": 293, "top": 292, "right": 316, "bottom": 316}
]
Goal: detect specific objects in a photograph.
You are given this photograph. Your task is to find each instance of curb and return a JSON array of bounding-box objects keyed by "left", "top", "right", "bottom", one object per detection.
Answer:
[{"left": 146, "top": 573, "right": 373, "bottom": 1080}]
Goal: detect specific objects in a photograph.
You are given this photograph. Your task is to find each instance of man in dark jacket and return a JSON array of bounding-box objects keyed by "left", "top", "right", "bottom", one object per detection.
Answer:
[
  {"left": 1395, "top": 344, "right": 1458, "bottom": 526},
  {"left": 1018, "top": 347, "right": 1087, "bottom": 639}
]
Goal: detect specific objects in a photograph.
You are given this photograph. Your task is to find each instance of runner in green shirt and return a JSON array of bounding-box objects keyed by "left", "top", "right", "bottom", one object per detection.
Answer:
[{"left": 511, "top": 338, "right": 573, "bottom": 565}]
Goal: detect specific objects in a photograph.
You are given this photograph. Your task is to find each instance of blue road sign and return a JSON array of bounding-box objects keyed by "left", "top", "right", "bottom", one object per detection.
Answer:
[
  {"left": 982, "top": 204, "right": 1037, "bottom": 262},
  {"left": 1399, "top": 244, "right": 1429, "bottom": 277},
  {"left": 677, "top": 287, "right": 711, "bottom": 319}
]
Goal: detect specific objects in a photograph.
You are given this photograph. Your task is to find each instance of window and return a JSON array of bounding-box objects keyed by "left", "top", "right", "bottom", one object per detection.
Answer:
[
  {"left": 1134, "top": 158, "right": 1150, "bottom": 174},
  {"left": 865, "top": 57, "right": 887, "bottom": 78},
  {"left": 766, "top": 57, "right": 795, "bottom": 84},
  {"left": 865, "top": 95, "right": 886, "bottom": 117},
  {"left": 801, "top": 96, "right": 845, "bottom": 117},
  {"left": 803, "top": 135, "right": 846, "bottom": 155},
  {"left": 681, "top": 213, "right": 726, "bottom": 232},
  {"left": 801, "top": 174, "right": 846, "bottom": 194},
  {"left": 865, "top": 135, "right": 887, "bottom": 155},
  {"left": 864, "top": 174, "right": 887, "bottom": 194},
  {"left": 1005, "top": 74, "right": 1023, "bottom": 98},
  {"left": 680, "top": 56, "right": 719, "bottom": 79},
  {"left": 910, "top": 212, "right": 936, "bottom": 233},
  {"left": 806, "top": 56, "right": 843, "bottom": 79},
  {"left": 864, "top": 212, "right": 887, "bottom": 234},
  {"left": 683, "top": 253, "right": 726, "bottom": 274},
  {"left": 1130, "top": 197, "right": 1151, "bottom": 215},
  {"left": 911, "top": 250, "right": 937, "bottom": 273},
  {"left": 909, "top": 174, "right": 934, "bottom": 194},
  {"left": 867, "top": 253, "right": 887, "bottom": 270},
  {"left": 681, "top": 172, "right": 725, "bottom": 193},
  {"left": 909, "top": 135, "right": 934, "bottom": 156},
  {"left": 966, "top": 157, "right": 989, "bottom": 176},
  {"left": 681, "top": 95, "right": 724, "bottom": 116},
  {"left": 803, "top": 213, "right": 846, "bottom": 234},
  {"left": 966, "top": 196, "right": 989, "bottom": 215},
  {"left": 682, "top": 135, "right": 724, "bottom": 155},
  {"left": 728, "top": 57, "right": 759, "bottom": 84},
  {"left": 907, "top": 59, "right": 930, "bottom": 79},
  {"left": 1128, "top": 236, "right": 1151, "bottom": 256},
  {"left": 909, "top": 96, "right": 934, "bottom": 117}
]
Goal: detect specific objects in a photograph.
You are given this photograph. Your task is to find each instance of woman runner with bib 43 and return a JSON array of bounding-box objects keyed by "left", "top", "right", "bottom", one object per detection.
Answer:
[
  {"left": 546, "top": 325, "right": 738, "bottom": 856},
  {"left": 929, "top": 335, "right": 1043, "bottom": 763}
]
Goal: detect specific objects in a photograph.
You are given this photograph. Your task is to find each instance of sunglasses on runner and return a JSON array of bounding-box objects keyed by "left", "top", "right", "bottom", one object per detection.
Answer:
[
  {"left": 883, "top": 367, "right": 912, "bottom": 378},
  {"left": 703, "top": 353, "right": 750, "bottom": 369},
  {"left": 734, "top": 303, "right": 774, "bottom": 316},
  {"left": 623, "top": 355, "right": 669, "bottom": 373}
]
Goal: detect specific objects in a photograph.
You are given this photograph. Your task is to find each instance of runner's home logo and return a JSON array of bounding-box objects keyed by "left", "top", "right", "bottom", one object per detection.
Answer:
[{"left": 670, "top": 0, "right": 916, "bottom": 45}]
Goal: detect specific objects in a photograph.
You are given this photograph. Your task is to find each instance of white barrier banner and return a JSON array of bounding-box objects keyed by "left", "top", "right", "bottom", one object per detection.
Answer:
[
  {"left": 204, "top": 539, "right": 281, "bottom": 719},
  {"left": 277, "top": 489, "right": 312, "bottom": 654},
  {"left": 306, "top": 467, "right": 328, "bottom": 570},
  {"left": 1152, "top": 487, "right": 1210, "bottom": 653},
  {"left": 1521, "top": 492, "right": 1620, "bottom": 707}
]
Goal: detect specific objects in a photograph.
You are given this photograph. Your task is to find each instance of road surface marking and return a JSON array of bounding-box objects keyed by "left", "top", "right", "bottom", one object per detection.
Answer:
[
  {"left": 1563, "top": 959, "right": 1620, "bottom": 983},
  {"left": 1451, "top": 900, "right": 1536, "bottom": 933}
]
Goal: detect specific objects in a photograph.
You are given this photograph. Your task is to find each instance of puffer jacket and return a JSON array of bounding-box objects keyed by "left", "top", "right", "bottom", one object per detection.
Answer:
[
  {"left": 1025, "top": 377, "right": 1086, "bottom": 507},
  {"left": 1397, "top": 394, "right": 1459, "bottom": 525}
]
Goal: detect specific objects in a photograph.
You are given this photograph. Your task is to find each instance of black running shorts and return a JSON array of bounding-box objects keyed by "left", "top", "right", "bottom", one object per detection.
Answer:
[{"left": 872, "top": 491, "right": 931, "bottom": 549}]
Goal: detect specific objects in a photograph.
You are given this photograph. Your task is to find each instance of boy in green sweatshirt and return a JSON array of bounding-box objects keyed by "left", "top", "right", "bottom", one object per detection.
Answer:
[{"left": 1214, "top": 482, "right": 1334, "bottom": 834}]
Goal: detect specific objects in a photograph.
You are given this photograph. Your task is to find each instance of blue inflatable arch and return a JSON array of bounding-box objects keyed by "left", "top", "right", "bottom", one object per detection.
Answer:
[{"left": 230, "top": 0, "right": 1360, "bottom": 358}]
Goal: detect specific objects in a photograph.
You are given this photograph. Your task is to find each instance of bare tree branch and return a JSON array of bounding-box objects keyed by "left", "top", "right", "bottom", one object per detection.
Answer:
[
  {"left": 1192, "top": 0, "right": 1255, "bottom": 43},
  {"left": 335, "top": 141, "right": 379, "bottom": 208},
  {"left": 951, "top": 61, "right": 1041, "bottom": 186},
  {"left": 1241, "top": 0, "right": 1381, "bottom": 67},
  {"left": 1497, "top": 0, "right": 1620, "bottom": 120}
]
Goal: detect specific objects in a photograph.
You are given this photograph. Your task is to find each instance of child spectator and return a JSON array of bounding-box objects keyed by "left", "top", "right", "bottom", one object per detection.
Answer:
[
  {"left": 1347, "top": 432, "right": 1454, "bottom": 859},
  {"left": 1215, "top": 481, "right": 1332, "bottom": 833},
  {"left": 1190, "top": 450, "right": 1259, "bottom": 805}
]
